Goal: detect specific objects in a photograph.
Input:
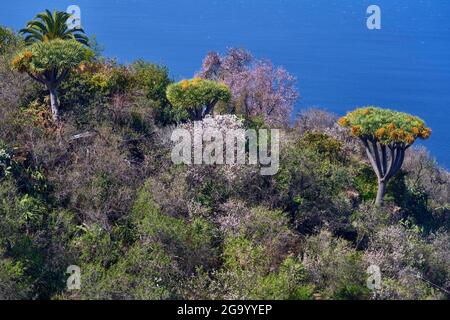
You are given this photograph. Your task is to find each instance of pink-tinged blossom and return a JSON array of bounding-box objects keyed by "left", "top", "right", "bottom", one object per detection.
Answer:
[{"left": 198, "top": 48, "right": 298, "bottom": 127}]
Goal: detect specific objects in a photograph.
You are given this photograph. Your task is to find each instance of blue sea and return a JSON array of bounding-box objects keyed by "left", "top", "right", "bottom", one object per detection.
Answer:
[{"left": 1, "top": 0, "right": 449, "bottom": 168}]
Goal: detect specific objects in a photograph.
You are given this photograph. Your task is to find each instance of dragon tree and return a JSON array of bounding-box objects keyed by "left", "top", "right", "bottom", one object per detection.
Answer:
[
  {"left": 338, "top": 107, "right": 432, "bottom": 206},
  {"left": 166, "top": 78, "right": 231, "bottom": 121},
  {"left": 12, "top": 39, "right": 89, "bottom": 122}
]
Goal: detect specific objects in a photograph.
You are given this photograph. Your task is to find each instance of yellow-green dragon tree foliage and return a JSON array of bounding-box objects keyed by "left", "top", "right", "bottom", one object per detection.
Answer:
[
  {"left": 166, "top": 78, "right": 231, "bottom": 120},
  {"left": 338, "top": 107, "right": 431, "bottom": 145}
]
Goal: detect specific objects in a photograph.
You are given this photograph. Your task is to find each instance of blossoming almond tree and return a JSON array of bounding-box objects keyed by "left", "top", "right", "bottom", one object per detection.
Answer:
[
  {"left": 338, "top": 107, "right": 432, "bottom": 206},
  {"left": 198, "top": 49, "right": 298, "bottom": 127}
]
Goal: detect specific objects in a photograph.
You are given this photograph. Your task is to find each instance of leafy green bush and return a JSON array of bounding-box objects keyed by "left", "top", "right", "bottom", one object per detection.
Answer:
[
  {"left": 354, "top": 165, "right": 378, "bottom": 201},
  {"left": 302, "top": 229, "right": 371, "bottom": 300},
  {"left": 299, "top": 132, "right": 346, "bottom": 163},
  {"left": 0, "top": 26, "right": 21, "bottom": 54},
  {"left": 0, "top": 141, "right": 13, "bottom": 178},
  {"left": 207, "top": 245, "right": 312, "bottom": 300},
  {"left": 276, "top": 139, "right": 353, "bottom": 233},
  {"left": 0, "top": 178, "right": 77, "bottom": 298},
  {"left": 193, "top": 205, "right": 308, "bottom": 300},
  {"left": 0, "top": 256, "right": 30, "bottom": 300},
  {"left": 247, "top": 257, "right": 314, "bottom": 300},
  {"left": 131, "top": 60, "right": 174, "bottom": 124},
  {"left": 131, "top": 180, "right": 219, "bottom": 271}
]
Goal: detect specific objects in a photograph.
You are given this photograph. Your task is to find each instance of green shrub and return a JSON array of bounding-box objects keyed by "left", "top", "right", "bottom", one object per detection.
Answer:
[
  {"left": 0, "top": 257, "right": 30, "bottom": 299},
  {"left": 302, "top": 230, "right": 371, "bottom": 300},
  {"left": 248, "top": 257, "right": 314, "bottom": 300},
  {"left": 209, "top": 252, "right": 313, "bottom": 300},
  {"left": 276, "top": 140, "right": 353, "bottom": 233},
  {"left": 210, "top": 206, "right": 307, "bottom": 300},
  {"left": 0, "top": 26, "right": 21, "bottom": 54},
  {"left": 131, "top": 181, "right": 219, "bottom": 272},
  {"left": 0, "top": 141, "right": 13, "bottom": 178},
  {"left": 0, "top": 179, "right": 76, "bottom": 298},
  {"left": 132, "top": 60, "right": 171, "bottom": 102},
  {"left": 299, "top": 132, "right": 346, "bottom": 163}
]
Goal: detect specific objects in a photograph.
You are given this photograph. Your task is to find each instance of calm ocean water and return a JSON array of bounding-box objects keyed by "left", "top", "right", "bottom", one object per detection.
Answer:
[{"left": 1, "top": 0, "right": 449, "bottom": 168}]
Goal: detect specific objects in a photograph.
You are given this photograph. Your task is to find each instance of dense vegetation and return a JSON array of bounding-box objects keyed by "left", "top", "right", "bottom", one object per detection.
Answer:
[{"left": 0, "top": 14, "right": 449, "bottom": 300}]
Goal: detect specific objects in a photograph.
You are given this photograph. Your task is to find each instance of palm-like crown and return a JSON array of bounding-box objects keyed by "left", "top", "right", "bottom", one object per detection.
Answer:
[{"left": 20, "top": 9, "right": 89, "bottom": 46}]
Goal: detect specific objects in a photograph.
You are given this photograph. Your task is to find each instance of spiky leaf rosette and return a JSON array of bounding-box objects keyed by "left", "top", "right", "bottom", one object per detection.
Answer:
[
  {"left": 338, "top": 106, "right": 431, "bottom": 146},
  {"left": 12, "top": 39, "right": 90, "bottom": 78}
]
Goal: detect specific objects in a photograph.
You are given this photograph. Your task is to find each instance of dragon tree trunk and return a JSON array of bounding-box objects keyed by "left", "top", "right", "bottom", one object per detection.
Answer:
[
  {"left": 361, "top": 137, "right": 408, "bottom": 207},
  {"left": 375, "top": 180, "right": 387, "bottom": 207},
  {"left": 49, "top": 87, "right": 59, "bottom": 122}
]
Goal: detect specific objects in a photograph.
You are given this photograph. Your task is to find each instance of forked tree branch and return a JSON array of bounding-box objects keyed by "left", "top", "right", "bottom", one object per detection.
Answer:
[
  {"left": 371, "top": 139, "right": 383, "bottom": 177},
  {"left": 361, "top": 137, "right": 381, "bottom": 179},
  {"left": 361, "top": 137, "right": 407, "bottom": 183},
  {"left": 26, "top": 72, "right": 45, "bottom": 85},
  {"left": 381, "top": 144, "right": 388, "bottom": 176}
]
